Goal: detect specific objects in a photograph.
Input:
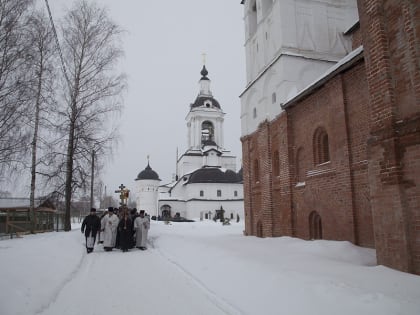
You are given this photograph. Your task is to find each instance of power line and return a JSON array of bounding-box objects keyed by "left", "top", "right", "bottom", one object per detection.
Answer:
[{"left": 44, "top": 0, "right": 72, "bottom": 93}]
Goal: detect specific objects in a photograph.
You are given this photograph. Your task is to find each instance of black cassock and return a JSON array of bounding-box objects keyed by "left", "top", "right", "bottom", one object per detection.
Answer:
[
  {"left": 81, "top": 214, "right": 101, "bottom": 252},
  {"left": 118, "top": 217, "right": 133, "bottom": 252}
]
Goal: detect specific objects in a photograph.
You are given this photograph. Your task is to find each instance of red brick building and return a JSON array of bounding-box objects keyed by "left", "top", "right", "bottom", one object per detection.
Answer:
[{"left": 240, "top": 0, "right": 420, "bottom": 274}]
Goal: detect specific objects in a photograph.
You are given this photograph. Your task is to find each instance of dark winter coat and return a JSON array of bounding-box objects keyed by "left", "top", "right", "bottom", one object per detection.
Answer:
[
  {"left": 81, "top": 214, "right": 101, "bottom": 238},
  {"left": 118, "top": 217, "right": 133, "bottom": 250}
]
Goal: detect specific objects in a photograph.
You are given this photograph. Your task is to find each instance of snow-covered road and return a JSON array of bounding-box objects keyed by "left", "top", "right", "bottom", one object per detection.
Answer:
[
  {"left": 38, "top": 245, "right": 237, "bottom": 315},
  {"left": 2, "top": 220, "right": 420, "bottom": 315}
]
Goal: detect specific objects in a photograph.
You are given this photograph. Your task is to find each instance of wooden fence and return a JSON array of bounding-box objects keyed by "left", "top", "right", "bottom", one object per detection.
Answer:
[{"left": 0, "top": 209, "right": 65, "bottom": 238}]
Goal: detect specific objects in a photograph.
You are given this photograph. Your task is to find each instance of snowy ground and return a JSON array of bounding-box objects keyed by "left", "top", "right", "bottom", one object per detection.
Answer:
[{"left": 1, "top": 220, "right": 420, "bottom": 315}]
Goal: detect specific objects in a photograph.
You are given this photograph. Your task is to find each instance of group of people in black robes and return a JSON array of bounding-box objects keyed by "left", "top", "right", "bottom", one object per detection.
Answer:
[{"left": 81, "top": 206, "right": 150, "bottom": 253}]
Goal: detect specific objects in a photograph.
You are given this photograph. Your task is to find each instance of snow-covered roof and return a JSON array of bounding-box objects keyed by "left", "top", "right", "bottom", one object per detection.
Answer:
[
  {"left": 0, "top": 198, "right": 42, "bottom": 209},
  {"left": 282, "top": 46, "right": 364, "bottom": 109},
  {"left": 0, "top": 197, "right": 55, "bottom": 211},
  {"left": 344, "top": 20, "right": 360, "bottom": 35},
  {"left": 159, "top": 181, "right": 176, "bottom": 188}
]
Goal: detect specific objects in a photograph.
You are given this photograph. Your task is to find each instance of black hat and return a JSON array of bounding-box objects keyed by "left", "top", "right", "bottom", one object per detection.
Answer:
[
  {"left": 108, "top": 207, "right": 113, "bottom": 212},
  {"left": 139, "top": 210, "right": 145, "bottom": 214},
  {"left": 90, "top": 208, "right": 96, "bottom": 212}
]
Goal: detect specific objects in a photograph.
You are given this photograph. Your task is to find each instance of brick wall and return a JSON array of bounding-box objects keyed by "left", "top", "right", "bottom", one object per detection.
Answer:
[
  {"left": 270, "top": 113, "right": 293, "bottom": 236},
  {"left": 259, "top": 122, "right": 274, "bottom": 237},
  {"left": 241, "top": 135, "right": 253, "bottom": 235},
  {"left": 402, "top": 142, "right": 420, "bottom": 274},
  {"left": 243, "top": 66, "right": 373, "bottom": 244},
  {"left": 343, "top": 61, "right": 374, "bottom": 247},
  {"left": 351, "top": 24, "right": 363, "bottom": 50},
  {"left": 287, "top": 76, "right": 357, "bottom": 243},
  {"left": 358, "top": 0, "right": 420, "bottom": 274},
  {"left": 242, "top": 0, "right": 420, "bottom": 275}
]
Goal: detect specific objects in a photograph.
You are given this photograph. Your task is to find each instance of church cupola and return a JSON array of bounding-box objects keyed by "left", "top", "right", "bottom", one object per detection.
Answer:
[
  {"left": 191, "top": 65, "right": 221, "bottom": 110},
  {"left": 201, "top": 65, "right": 209, "bottom": 78},
  {"left": 199, "top": 65, "right": 212, "bottom": 97},
  {"left": 135, "top": 162, "right": 160, "bottom": 181}
]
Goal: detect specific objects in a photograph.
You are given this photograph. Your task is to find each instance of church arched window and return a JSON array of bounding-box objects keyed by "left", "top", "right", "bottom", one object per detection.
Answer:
[
  {"left": 309, "top": 211, "right": 322, "bottom": 240},
  {"left": 201, "top": 121, "right": 214, "bottom": 145},
  {"left": 313, "top": 127, "right": 330, "bottom": 165},
  {"left": 254, "top": 159, "right": 260, "bottom": 183}
]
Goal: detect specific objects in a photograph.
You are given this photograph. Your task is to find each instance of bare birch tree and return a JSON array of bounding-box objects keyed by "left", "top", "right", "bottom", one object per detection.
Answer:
[
  {"left": 24, "top": 10, "right": 56, "bottom": 233},
  {"left": 0, "top": 0, "right": 33, "bottom": 177},
  {"left": 56, "top": 0, "right": 125, "bottom": 231}
]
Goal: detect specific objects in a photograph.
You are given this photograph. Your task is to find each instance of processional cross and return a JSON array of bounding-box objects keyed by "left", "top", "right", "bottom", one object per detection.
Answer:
[{"left": 115, "top": 183, "right": 130, "bottom": 206}]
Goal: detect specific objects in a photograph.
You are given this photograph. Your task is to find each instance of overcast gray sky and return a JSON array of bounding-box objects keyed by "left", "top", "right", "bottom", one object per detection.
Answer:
[{"left": 48, "top": 0, "right": 246, "bottom": 197}]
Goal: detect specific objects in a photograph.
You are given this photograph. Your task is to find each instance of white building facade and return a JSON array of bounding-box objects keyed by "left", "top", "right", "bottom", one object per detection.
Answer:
[
  {"left": 157, "top": 66, "right": 244, "bottom": 221},
  {"left": 240, "top": 0, "right": 359, "bottom": 136},
  {"left": 135, "top": 162, "right": 160, "bottom": 216}
]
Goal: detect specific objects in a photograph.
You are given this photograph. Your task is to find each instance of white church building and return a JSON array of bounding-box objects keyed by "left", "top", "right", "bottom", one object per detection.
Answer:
[{"left": 135, "top": 66, "right": 244, "bottom": 221}]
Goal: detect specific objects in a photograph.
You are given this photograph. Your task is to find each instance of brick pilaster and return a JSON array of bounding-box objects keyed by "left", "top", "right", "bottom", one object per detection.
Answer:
[{"left": 358, "top": 0, "right": 420, "bottom": 273}]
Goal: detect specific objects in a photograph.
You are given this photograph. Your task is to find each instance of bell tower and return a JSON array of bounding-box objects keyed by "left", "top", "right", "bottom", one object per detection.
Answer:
[
  {"left": 186, "top": 64, "right": 225, "bottom": 151},
  {"left": 176, "top": 63, "right": 237, "bottom": 178}
]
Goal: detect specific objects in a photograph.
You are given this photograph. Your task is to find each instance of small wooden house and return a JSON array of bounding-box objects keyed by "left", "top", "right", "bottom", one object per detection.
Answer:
[{"left": 0, "top": 196, "right": 61, "bottom": 236}]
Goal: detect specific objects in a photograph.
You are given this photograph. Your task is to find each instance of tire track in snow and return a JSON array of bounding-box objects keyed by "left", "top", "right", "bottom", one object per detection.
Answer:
[
  {"left": 34, "top": 246, "right": 91, "bottom": 315},
  {"left": 150, "top": 236, "right": 244, "bottom": 315}
]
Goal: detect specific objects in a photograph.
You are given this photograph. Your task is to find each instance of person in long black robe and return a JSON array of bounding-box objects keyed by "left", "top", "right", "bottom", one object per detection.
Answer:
[
  {"left": 117, "top": 212, "right": 133, "bottom": 252},
  {"left": 130, "top": 208, "right": 139, "bottom": 249},
  {"left": 81, "top": 208, "right": 101, "bottom": 253}
]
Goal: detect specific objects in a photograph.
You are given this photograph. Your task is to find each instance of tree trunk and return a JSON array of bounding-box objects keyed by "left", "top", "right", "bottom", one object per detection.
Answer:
[
  {"left": 64, "top": 115, "right": 75, "bottom": 231},
  {"left": 29, "top": 58, "right": 43, "bottom": 233}
]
